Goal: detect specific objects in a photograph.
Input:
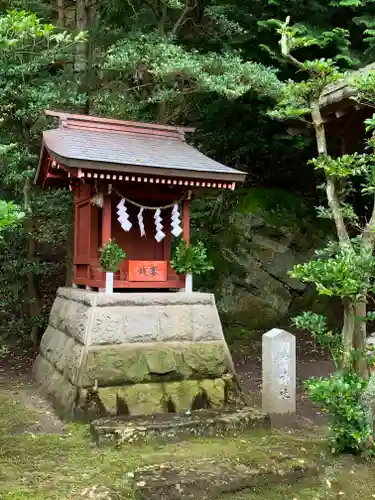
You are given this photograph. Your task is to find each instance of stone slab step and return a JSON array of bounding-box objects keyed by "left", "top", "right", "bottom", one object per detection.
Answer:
[
  {"left": 130, "top": 456, "right": 318, "bottom": 500},
  {"left": 90, "top": 406, "right": 269, "bottom": 446}
]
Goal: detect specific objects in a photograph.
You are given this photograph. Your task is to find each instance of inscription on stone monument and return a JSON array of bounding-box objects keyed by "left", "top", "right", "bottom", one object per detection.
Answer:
[{"left": 262, "top": 328, "right": 296, "bottom": 415}]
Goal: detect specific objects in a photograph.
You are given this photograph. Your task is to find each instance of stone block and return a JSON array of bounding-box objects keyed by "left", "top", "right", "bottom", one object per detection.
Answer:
[
  {"left": 199, "top": 379, "right": 226, "bottom": 408},
  {"left": 262, "top": 328, "right": 296, "bottom": 416},
  {"left": 78, "top": 384, "right": 166, "bottom": 417},
  {"left": 91, "top": 305, "right": 160, "bottom": 345},
  {"left": 182, "top": 343, "right": 229, "bottom": 378},
  {"left": 40, "top": 325, "right": 69, "bottom": 370},
  {"left": 118, "top": 383, "right": 165, "bottom": 415},
  {"left": 90, "top": 407, "right": 270, "bottom": 447},
  {"left": 57, "top": 288, "right": 215, "bottom": 307},
  {"left": 57, "top": 287, "right": 98, "bottom": 306},
  {"left": 82, "top": 342, "right": 230, "bottom": 388},
  {"left": 83, "top": 346, "right": 150, "bottom": 387},
  {"left": 131, "top": 456, "right": 316, "bottom": 500},
  {"left": 92, "top": 291, "right": 215, "bottom": 307},
  {"left": 79, "top": 386, "right": 118, "bottom": 416},
  {"left": 163, "top": 380, "right": 201, "bottom": 412},
  {"left": 49, "top": 296, "right": 90, "bottom": 344},
  {"left": 33, "top": 355, "right": 78, "bottom": 417},
  {"left": 157, "top": 305, "right": 194, "bottom": 342},
  {"left": 144, "top": 347, "right": 179, "bottom": 375},
  {"left": 64, "top": 341, "right": 86, "bottom": 385},
  {"left": 40, "top": 326, "right": 84, "bottom": 385},
  {"left": 192, "top": 305, "right": 223, "bottom": 341}
]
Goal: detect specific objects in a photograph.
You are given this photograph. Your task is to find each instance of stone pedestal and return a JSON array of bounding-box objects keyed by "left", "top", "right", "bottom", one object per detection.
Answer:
[{"left": 33, "top": 288, "right": 235, "bottom": 419}]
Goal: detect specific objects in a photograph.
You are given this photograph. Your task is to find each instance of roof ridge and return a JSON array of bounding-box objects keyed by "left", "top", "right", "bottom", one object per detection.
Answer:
[
  {"left": 45, "top": 110, "right": 194, "bottom": 142},
  {"left": 320, "top": 61, "right": 375, "bottom": 103},
  {"left": 58, "top": 123, "right": 184, "bottom": 141}
]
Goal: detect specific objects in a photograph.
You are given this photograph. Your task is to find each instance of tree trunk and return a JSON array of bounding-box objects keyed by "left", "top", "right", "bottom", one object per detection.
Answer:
[
  {"left": 57, "top": 0, "right": 65, "bottom": 28},
  {"left": 354, "top": 298, "right": 369, "bottom": 379},
  {"left": 75, "top": 0, "right": 97, "bottom": 114},
  {"left": 157, "top": 101, "right": 167, "bottom": 124},
  {"left": 357, "top": 194, "right": 375, "bottom": 379},
  {"left": 309, "top": 98, "right": 350, "bottom": 247},
  {"left": 342, "top": 297, "right": 356, "bottom": 369},
  {"left": 23, "top": 176, "right": 41, "bottom": 344}
]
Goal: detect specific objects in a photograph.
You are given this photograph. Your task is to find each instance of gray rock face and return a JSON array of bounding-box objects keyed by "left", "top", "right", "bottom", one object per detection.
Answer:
[{"left": 210, "top": 192, "right": 326, "bottom": 332}]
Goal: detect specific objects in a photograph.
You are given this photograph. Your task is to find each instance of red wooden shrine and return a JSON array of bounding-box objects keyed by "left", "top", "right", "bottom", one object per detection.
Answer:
[{"left": 35, "top": 111, "right": 246, "bottom": 290}]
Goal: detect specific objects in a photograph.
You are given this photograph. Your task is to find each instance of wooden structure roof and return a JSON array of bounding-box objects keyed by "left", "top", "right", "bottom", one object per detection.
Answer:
[
  {"left": 35, "top": 111, "right": 246, "bottom": 189},
  {"left": 319, "top": 62, "right": 375, "bottom": 115}
]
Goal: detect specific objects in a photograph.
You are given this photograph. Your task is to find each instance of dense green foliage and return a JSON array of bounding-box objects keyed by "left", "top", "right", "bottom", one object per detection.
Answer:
[
  {"left": 306, "top": 372, "right": 374, "bottom": 457},
  {"left": 0, "top": 201, "right": 24, "bottom": 232},
  {"left": 265, "top": 3, "right": 375, "bottom": 454},
  {"left": 270, "top": 12, "right": 375, "bottom": 376},
  {"left": 0, "top": 7, "right": 84, "bottom": 343}
]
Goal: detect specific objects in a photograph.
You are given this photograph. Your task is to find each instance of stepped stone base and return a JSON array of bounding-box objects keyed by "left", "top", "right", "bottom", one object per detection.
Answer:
[
  {"left": 33, "top": 288, "right": 236, "bottom": 419},
  {"left": 90, "top": 407, "right": 269, "bottom": 447}
]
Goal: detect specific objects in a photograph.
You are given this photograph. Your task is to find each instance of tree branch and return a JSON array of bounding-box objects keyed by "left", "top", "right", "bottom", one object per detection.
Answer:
[
  {"left": 279, "top": 16, "right": 350, "bottom": 246},
  {"left": 279, "top": 16, "right": 303, "bottom": 69},
  {"left": 171, "top": 0, "right": 196, "bottom": 36},
  {"left": 144, "top": 0, "right": 159, "bottom": 21}
]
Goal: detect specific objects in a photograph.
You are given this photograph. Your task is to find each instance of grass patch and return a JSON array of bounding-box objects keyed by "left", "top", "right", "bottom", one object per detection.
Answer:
[
  {"left": 219, "top": 457, "right": 375, "bottom": 499},
  {"left": 0, "top": 389, "right": 40, "bottom": 430},
  {"left": 1, "top": 387, "right": 375, "bottom": 499}
]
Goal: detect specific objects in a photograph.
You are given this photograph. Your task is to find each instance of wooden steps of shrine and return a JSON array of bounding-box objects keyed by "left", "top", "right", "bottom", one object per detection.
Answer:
[{"left": 90, "top": 406, "right": 270, "bottom": 447}]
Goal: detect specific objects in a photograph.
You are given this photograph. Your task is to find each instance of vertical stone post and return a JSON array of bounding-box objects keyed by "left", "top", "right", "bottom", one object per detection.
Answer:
[{"left": 262, "top": 328, "right": 296, "bottom": 420}]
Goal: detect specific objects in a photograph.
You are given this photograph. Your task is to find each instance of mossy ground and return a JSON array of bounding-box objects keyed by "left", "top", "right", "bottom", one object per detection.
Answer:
[{"left": 1, "top": 387, "right": 375, "bottom": 500}]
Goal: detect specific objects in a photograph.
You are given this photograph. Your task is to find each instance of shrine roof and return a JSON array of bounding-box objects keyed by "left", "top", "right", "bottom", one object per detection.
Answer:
[
  {"left": 35, "top": 111, "right": 246, "bottom": 185},
  {"left": 319, "top": 62, "right": 375, "bottom": 110}
]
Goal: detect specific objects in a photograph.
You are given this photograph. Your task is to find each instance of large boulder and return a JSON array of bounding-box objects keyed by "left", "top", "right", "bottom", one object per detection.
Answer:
[{"left": 195, "top": 188, "right": 327, "bottom": 334}]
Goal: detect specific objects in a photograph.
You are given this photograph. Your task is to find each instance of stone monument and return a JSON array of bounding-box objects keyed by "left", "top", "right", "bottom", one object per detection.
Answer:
[{"left": 262, "top": 328, "right": 296, "bottom": 420}]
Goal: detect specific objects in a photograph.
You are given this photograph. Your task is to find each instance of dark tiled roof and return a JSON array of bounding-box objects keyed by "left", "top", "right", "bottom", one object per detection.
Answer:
[
  {"left": 43, "top": 128, "right": 246, "bottom": 180},
  {"left": 319, "top": 62, "right": 375, "bottom": 109}
]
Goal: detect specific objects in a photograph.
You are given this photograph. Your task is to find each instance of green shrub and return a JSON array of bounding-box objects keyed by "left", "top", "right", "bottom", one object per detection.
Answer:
[
  {"left": 99, "top": 239, "right": 126, "bottom": 273},
  {"left": 306, "top": 371, "right": 374, "bottom": 457},
  {"left": 171, "top": 239, "right": 214, "bottom": 275}
]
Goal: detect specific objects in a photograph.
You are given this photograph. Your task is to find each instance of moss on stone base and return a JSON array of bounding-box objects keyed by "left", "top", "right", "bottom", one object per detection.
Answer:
[
  {"left": 82, "top": 342, "right": 230, "bottom": 387},
  {"left": 199, "top": 379, "right": 226, "bottom": 408},
  {"left": 164, "top": 380, "right": 201, "bottom": 413},
  {"left": 119, "top": 384, "right": 165, "bottom": 415},
  {"left": 76, "top": 376, "right": 232, "bottom": 419},
  {"left": 144, "top": 348, "right": 179, "bottom": 376},
  {"left": 83, "top": 347, "right": 150, "bottom": 386},
  {"left": 91, "top": 407, "right": 270, "bottom": 447}
]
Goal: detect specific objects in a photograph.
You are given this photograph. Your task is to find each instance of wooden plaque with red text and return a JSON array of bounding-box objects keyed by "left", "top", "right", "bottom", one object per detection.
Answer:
[{"left": 128, "top": 261, "right": 167, "bottom": 282}]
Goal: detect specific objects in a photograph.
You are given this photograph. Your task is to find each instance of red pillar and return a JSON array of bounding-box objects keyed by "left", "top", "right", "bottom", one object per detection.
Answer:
[
  {"left": 182, "top": 198, "right": 190, "bottom": 245},
  {"left": 102, "top": 195, "right": 112, "bottom": 245}
]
